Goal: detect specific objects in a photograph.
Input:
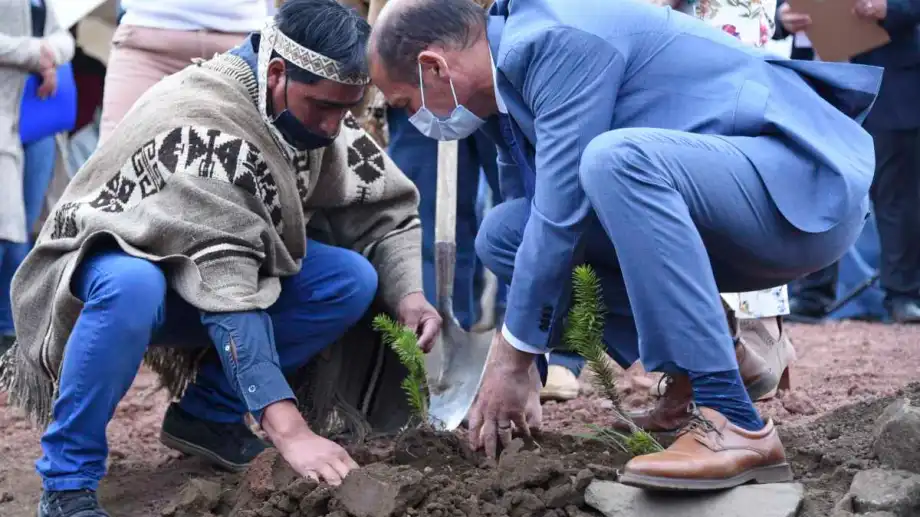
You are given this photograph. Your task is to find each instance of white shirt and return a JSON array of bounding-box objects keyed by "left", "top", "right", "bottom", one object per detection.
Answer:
[{"left": 120, "top": 0, "right": 268, "bottom": 33}]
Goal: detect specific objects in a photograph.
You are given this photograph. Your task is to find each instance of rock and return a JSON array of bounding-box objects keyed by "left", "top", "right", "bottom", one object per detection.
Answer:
[
  {"left": 847, "top": 469, "right": 920, "bottom": 516},
  {"left": 496, "top": 443, "right": 563, "bottom": 491},
  {"left": 161, "top": 479, "right": 222, "bottom": 517},
  {"left": 335, "top": 463, "right": 426, "bottom": 517},
  {"left": 542, "top": 469, "right": 594, "bottom": 508},
  {"left": 584, "top": 481, "right": 804, "bottom": 517},
  {"left": 874, "top": 399, "right": 920, "bottom": 474}
]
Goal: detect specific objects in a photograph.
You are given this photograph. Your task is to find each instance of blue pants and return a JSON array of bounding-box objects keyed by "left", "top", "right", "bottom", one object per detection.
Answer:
[
  {"left": 0, "top": 136, "right": 58, "bottom": 336},
  {"left": 37, "top": 240, "right": 377, "bottom": 491},
  {"left": 477, "top": 129, "right": 867, "bottom": 374},
  {"left": 386, "top": 108, "right": 498, "bottom": 329}
]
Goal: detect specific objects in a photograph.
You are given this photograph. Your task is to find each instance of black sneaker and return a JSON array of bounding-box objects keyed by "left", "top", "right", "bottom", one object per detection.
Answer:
[
  {"left": 38, "top": 489, "right": 110, "bottom": 517},
  {"left": 159, "top": 403, "right": 266, "bottom": 471}
]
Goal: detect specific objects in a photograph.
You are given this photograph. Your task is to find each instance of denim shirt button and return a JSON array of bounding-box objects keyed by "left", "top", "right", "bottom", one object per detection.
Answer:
[{"left": 248, "top": 385, "right": 257, "bottom": 393}]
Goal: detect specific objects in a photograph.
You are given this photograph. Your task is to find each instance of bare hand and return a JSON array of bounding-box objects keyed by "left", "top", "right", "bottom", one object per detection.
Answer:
[
  {"left": 397, "top": 291, "right": 442, "bottom": 353},
  {"left": 39, "top": 41, "right": 55, "bottom": 72},
  {"left": 467, "top": 332, "right": 542, "bottom": 458},
  {"left": 853, "top": 0, "right": 887, "bottom": 20},
  {"left": 261, "top": 400, "right": 359, "bottom": 486},
  {"left": 779, "top": 3, "right": 813, "bottom": 33},
  {"left": 276, "top": 429, "right": 359, "bottom": 486},
  {"left": 37, "top": 67, "right": 57, "bottom": 99}
]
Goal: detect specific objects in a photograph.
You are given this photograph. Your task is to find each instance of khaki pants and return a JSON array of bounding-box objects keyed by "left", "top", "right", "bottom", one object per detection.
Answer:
[{"left": 99, "top": 25, "right": 249, "bottom": 144}]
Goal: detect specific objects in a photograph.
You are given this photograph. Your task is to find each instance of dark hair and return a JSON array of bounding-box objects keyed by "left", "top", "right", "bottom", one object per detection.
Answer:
[
  {"left": 373, "top": 0, "right": 488, "bottom": 84},
  {"left": 273, "top": 0, "right": 372, "bottom": 84}
]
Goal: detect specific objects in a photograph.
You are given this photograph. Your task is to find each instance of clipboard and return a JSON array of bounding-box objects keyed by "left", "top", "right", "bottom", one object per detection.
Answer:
[{"left": 789, "top": 0, "right": 891, "bottom": 61}]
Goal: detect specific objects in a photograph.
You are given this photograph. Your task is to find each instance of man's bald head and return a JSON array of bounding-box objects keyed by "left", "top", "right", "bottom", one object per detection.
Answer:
[{"left": 371, "top": 0, "right": 488, "bottom": 84}]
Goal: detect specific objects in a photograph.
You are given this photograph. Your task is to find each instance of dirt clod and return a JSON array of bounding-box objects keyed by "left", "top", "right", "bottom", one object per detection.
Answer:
[
  {"left": 230, "top": 430, "right": 627, "bottom": 517},
  {"left": 161, "top": 478, "right": 222, "bottom": 517}
]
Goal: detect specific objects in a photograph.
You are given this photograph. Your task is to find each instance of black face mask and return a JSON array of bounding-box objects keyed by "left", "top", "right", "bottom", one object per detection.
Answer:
[{"left": 270, "top": 76, "right": 336, "bottom": 151}]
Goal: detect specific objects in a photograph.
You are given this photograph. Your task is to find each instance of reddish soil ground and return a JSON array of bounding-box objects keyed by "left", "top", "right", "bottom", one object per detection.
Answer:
[{"left": 1, "top": 321, "right": 918, "bottom": 516}]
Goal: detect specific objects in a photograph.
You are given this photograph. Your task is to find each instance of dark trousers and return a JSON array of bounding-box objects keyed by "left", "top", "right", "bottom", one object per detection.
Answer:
[
  {"left": 794, "top": 127, "right": 920, "bottom": 305},
  {"left": 872, "top": 128, "right": 920, "bottom": 298}
]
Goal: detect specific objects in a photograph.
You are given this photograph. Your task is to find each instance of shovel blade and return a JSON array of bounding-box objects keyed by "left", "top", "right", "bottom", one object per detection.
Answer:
[{"left": 425, "top": 317, "right": 493, "bottom": 430}]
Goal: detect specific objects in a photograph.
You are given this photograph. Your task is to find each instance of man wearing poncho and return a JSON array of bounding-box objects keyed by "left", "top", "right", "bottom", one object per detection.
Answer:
[{"left": 0, "top": 1, "right": 440, "bottom": 515}]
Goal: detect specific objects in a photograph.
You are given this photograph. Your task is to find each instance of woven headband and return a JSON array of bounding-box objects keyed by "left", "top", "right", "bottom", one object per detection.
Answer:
[{"left": 261, "top": 21, "right": 371, "bottom": 86}]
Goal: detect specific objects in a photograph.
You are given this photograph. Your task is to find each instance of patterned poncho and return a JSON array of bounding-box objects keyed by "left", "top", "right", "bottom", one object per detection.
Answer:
[{"left": 0, "top": 50, "right": 423, "bottom": 427}]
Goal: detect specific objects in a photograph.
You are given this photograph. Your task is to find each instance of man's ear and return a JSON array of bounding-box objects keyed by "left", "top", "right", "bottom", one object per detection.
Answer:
[
  {"left": 418, "top": 51, "right": 450, "bottom": 80},
  {"left": 267, "top": 58, "right": 287, "bottom": 90}
]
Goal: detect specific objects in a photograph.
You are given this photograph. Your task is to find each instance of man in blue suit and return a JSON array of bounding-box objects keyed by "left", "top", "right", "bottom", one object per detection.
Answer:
[{"left": 370, "top": 0, "right": 880, "bottom": 490}]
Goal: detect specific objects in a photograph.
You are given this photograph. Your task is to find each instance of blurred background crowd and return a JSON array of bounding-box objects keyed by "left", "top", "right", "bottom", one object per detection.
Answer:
[{"left": 1, "top": 0, "right": 917, "bottom": 400}]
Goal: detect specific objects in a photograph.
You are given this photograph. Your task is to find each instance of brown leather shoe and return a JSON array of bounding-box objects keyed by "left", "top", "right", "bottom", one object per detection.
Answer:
[
  {"left": 619, "top": 406, "right": 793, "bottom": 491},
  {"left": 617, "top": 337, "right": 776, "bottom": 433},
  {"left": 615, "top": 375, "right": 693, "bottom": 433}
]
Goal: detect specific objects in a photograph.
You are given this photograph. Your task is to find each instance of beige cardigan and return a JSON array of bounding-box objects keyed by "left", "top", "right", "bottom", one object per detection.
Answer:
[{"left": 0, "top": 0, "right": 74, "bottom": 244}]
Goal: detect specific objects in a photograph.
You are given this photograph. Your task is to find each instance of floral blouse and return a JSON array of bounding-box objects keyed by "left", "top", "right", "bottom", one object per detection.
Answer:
[
  {"left": 679, "top": 0, "right": 778, "bottom": 48},
  {"left": 676, "top": 0, "right": 788, "bottom": 316}
]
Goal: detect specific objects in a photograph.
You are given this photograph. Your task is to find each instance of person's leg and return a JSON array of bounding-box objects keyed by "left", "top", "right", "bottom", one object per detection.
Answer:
[
  {"left": 172, "top": 239, "right": 377, "bottom": 428},
  {"left": 99, "top": 26, "right": 202, "bottom": 144},
  {"left": 476, "top": 200, "right": 639, "bottom": 369},
  {"left": 580, "top": 128, "right": 865, "bottom": 489},
  {"left": 788, "top": 262, "right": 839, "bottom": 321},
  {"left": 386, "top": 108, "right": 478, "bottom": 329},
  {"left": 0, "top": 136, "right": 60, "bottom": 340},
  {"left": 577, "top": 128, "right": 865, "bottom": 429},
  {"left": 268, "top": 240, "right": 378, "bottom": 371},
  {"left": 37, "top": 251, "right": 166, "bottom": 506},
  {"left": 870, "top": 128, "right": 920, "bottom": 322}
]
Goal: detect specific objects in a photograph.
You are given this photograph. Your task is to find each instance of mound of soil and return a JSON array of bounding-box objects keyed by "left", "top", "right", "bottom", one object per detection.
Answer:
[
  {"left": 166, "top": 382, "right": 920, "bottom": 517},
  {"left": 781, "top": 382, "right": 920, "bottom": 517},
  {"left": 228, "top": 430, "right": 630, "bottom": 517}
]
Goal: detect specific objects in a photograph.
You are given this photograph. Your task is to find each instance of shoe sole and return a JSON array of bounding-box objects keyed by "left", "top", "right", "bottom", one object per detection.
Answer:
[
  {"left": 160, "top": 430, "right": 251, "bottom": 472},
  {"left": 540, "top": 389, "right": 580, "bottom": 402},
  {"left": 618, "top": 463, "right": 794, "bottom": 491}
]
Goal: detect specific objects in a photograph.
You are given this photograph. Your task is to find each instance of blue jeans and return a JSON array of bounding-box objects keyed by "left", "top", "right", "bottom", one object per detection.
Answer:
[
  {"left": 36, "top": 240, "right": 377, "bottom": 492},
  {"left": 386, "top": 108, "right": 498, "bottom": 329},
  {"left": 0, "top": 136, "right": 58, "bottom": 336},
  {"left": 477, "top": 129, "right": 868, "bottom": 375}
]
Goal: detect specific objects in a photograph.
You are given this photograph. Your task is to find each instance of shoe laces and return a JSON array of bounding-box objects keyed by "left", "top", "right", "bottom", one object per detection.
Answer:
[
  {"left": 676, "top": 404, "right": 722, "bottom": 439},
  {"left": 46, "top": 489, "right": 108, "bottom": 516}
]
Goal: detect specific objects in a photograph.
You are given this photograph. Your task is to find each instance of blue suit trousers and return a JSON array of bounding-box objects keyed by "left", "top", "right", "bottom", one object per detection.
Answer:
[{"left": 477, "top": 129, "right": 868, "bottom": 374}]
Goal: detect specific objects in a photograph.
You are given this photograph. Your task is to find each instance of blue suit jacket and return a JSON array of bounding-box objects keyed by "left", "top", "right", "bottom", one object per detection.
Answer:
[{"left": 482, "top": 0, "right": 883, "bottom": 350}]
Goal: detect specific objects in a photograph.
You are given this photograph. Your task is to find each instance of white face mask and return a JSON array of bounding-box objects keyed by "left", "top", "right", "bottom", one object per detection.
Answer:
[{"left": 408, "top": 62, "right": 485, "bottom": 141}]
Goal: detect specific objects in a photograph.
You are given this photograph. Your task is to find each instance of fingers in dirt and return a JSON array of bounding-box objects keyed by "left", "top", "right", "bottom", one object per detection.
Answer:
[
  {"left": 468, "top": 408, "right": 484, "bottom": 450},
  {"left": 482, "top": 419, "right": 499, "bottom": 459},
  {"left": 318, "top": 464, "right": 344, "bottom": 486},
  {"left": 330, "top": 458, "right": 353, "bottom": 480}
]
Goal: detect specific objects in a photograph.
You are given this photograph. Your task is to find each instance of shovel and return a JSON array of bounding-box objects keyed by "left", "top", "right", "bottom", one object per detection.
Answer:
[{"left": 425, "top": 140, "right": 494, "bottom": 431}]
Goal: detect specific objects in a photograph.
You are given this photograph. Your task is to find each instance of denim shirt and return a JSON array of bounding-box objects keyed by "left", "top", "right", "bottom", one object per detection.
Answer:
[
  {"left": 200, "top": 311, "right": 295, "bottom": 423},
  {"left": 198, "top": 34, "right": 296, "bottom": 423}
]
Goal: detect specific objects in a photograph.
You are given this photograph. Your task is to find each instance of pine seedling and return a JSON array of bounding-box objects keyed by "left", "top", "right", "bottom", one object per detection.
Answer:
[
  {"left": 372, "top": 314, "right": 429, "bottom": 422},
  {"left": 565, "top": 265, "right": 664, "bottom": 455}
]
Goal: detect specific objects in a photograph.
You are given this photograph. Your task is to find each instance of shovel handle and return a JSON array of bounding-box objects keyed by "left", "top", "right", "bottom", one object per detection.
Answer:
[{"left": 435, "top": 140, "right": 458, "bottom": 307}]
